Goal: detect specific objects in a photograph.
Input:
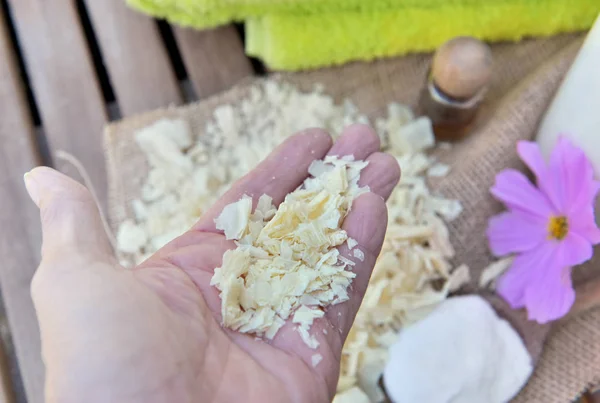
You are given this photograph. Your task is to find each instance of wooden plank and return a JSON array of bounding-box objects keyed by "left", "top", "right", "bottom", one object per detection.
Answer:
[
  {"left": 84, "top": 0, "right": 183, "bottom": 116},
  {"left": 173, "top": 25, "right": 254, "bottom": 99},
  {"left": 0, "top": 5, "right": 44, "bottom": 403},
  {"left": 7, "top": 0, "right": 109, "bottom": 212}
]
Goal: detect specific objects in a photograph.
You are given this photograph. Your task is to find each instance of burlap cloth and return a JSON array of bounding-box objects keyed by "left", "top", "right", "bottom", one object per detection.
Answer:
[{"left": 105, "top": 33, "right": 600, "bottom": 402}]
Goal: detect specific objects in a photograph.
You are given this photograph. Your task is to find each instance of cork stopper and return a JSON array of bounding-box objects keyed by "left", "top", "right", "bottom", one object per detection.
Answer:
[{"left": 431, "top": 37, "right": 493, "bottom": 100}]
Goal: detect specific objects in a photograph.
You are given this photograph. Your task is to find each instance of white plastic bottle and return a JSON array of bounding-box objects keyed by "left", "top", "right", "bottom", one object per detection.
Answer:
[{"left": 536, "top": 14, "right": 600, "bottom": 172}]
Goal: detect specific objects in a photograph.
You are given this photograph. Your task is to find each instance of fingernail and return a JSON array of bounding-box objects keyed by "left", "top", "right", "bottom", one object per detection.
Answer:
[{"left": 23, "top": 171, "right": 40, "bottom": 207}]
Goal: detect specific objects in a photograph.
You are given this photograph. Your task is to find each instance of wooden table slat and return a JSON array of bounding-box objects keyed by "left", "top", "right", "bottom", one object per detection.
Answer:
[
  {"left": 0, "top": 5, "right": 45, "bottom": 403},
  {"left": 84, "top": 0, "right": 183, "bottom": 116},
  {"left": 8, "top": 0, "right": 109, "bottom": 212},
  {"left": 174, "top": 25, "right": 254, "bottom": 99}
]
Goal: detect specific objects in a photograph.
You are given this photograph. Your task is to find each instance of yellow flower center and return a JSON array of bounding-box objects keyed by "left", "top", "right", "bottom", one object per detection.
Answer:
[{"left": 548, "top": 216, "right": 569, "bottom": 240}]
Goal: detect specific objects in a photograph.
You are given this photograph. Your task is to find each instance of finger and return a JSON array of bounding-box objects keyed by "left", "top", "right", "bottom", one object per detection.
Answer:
[
  {"left": 360, "top": 152, "right": 401, "bottom": 200},
  {"left": 195, "top": 128, "right": 332, "bottom": 232},
  {"left": 327, "top": 123, "right": 380, "bottom": 160},
  {"left": 23, "top": 167, "right": 114, "bottom": 262},
  {"left": 326, "top": 192, "right": 389, "bottom": 341}
]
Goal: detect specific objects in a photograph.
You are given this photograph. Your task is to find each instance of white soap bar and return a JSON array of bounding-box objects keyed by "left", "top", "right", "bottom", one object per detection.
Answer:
[
  {"left": 383, "top": 295, "right": 532, "bottom": 403},
  {"left": 536, "top": 14, "right": 600, "bottom": 173}
]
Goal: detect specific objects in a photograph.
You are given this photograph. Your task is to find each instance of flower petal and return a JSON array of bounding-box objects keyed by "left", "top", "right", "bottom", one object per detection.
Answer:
[
  {"left": 490, "top": 169, "right": 554, "bottom": 219},
  {"left": 559, "top": 231, "right": 593, "bottom": 267},
  {"left": 517, "top": 141, "right": 562, "bottom": 213},
  {"left": 496, "top": 242, "right": 555, "bottom": 309},
  {"left": 524, "top": 265, "right": 575, "bottom": 324},
  {"left": 486, "top": 211, "right": 547, "bottom": 256},
  {"left": 569, "top": 207, "right": 600, "bottom": 244},
  {"left": 548, "top": 137, "right": 598, "bottom": 214},
  {"left": 517, "top": 141, "right": 547, "bottom": 180}
]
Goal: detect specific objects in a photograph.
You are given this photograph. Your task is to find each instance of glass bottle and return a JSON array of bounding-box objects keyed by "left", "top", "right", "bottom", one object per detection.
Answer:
[{"left": 418, "top": 36, "right": 493, "bottom": 141}]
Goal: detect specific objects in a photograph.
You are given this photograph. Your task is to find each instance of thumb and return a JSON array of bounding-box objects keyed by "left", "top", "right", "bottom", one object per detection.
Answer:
[{"left": 23, "top": 167, "right": 114, "bottom": 262}]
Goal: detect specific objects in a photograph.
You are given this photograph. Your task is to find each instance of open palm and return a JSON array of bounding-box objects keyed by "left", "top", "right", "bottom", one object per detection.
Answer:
[{"left": 25, "top": 125, "right": 400, "bottom": 403}]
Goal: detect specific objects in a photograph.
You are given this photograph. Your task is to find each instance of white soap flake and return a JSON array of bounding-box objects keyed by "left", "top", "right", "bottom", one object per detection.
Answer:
[
  {"left": 265, "top": 316, "right": 285, "bottom": 340},
  {"left": 352, "top": 248, "right": 365, "bottom": 262},
  {"left": 480, "top": 257, "right": 513, "bottom": 290},
  {"left": 389, "top": 116, "right": 435, "bottom": 155},
  {"left": 297, "top": 325, "right": 320, "bottom": 349},
  {"left": 447, "top": 264, "right": 471, "bottom": 292},
  {"left": 312, "top": 353, "right": 323, "bottom": 368},
  {"left": 293, "top": 306, "right": 325, "bottom": 327},
  {"left": 346, "top": 237, "right": 358, "bottom": 250},
  {"left": 215, "top": 195, "right": 253, "bottom": 240},
  {"left": 131, "top": 199, "right": 148, "bottom": 221},
  {"left": 116, "top": 219, "right": 148, "bottom": 254},
  {"left": 427, "top": 163, "right": 451, "bottom": 177},
  {"left": 430, "top": 197, "right": 464, "bottom": 221},
  {"left": 338, "top": 255, "right": 356, "bottom": 267},
  {"left": 256, "top": 194, "right": 274, "bottom": 217},
  {"left": 332, "top": 386, "right": 370, "bottom": 403},
  {"left": 135, "top": 119, "right": 193, "bottom": 172}
]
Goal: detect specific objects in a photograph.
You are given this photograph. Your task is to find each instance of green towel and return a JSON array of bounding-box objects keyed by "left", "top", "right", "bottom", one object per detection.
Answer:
[
  {"left": 127, "top": 0, "right": 520, "bottom": 28},
  {"left": 247, "top": 2, "right": 599, "bottom": 70},
  {"left": 127, "top": 0, "right": 600, "bottom": 70}
]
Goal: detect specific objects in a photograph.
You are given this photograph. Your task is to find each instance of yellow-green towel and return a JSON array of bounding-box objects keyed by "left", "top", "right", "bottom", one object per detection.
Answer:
[
  {"left": 127, "top": 0, "right": 514, "bottom": 29},
  {"left": 247, "top": 2, "right": 599, "bottom": 70},
  {"left": 127, "top": 0, "right": 600, "bottom": 71}
]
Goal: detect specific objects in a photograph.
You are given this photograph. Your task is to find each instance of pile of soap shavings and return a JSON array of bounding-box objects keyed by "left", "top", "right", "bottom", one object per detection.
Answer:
[
  {"left": 116, "top": 81, "right": 367, "bottom": 264},
  {"left": 211, "top": 155, "right": 369, "bottom": 347},
  {"left": 115, "top": 80, "right": 468, "bottom": 403}
]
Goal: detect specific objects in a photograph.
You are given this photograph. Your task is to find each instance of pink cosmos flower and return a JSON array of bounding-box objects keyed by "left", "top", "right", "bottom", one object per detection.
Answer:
[{"left": 486, "top": 137, "right": 600, "bottom": 323}]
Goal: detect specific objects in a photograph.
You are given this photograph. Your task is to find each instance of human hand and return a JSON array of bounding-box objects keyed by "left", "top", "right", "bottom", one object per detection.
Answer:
[{"left": 25, "top": 125, "right": 400, "bottom": 403}]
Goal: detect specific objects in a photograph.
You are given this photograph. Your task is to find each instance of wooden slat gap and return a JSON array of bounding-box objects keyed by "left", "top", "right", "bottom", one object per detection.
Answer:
[
  {"left": 155, "top": 19, "right": 197, "bottom": 102},
  {"left": 75, "top": 0, "right": 120, "bottom": 120},
  {"left": 234, "top": 23, "right": 267, "bottom": 76}
]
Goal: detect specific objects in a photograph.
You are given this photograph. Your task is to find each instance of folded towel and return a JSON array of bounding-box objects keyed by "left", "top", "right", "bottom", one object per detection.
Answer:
[
  {"left": 246, "top": 0, "right": 600, "bottom": 70},
  {"left": 127, "top": 0, "right": 512, "bottom": 29},
  {"left": 127, "top": 0, "right": 599, "bottom": 70},
  {"left": 246, "top": 2, "right": 599, "bottom": 70}
]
